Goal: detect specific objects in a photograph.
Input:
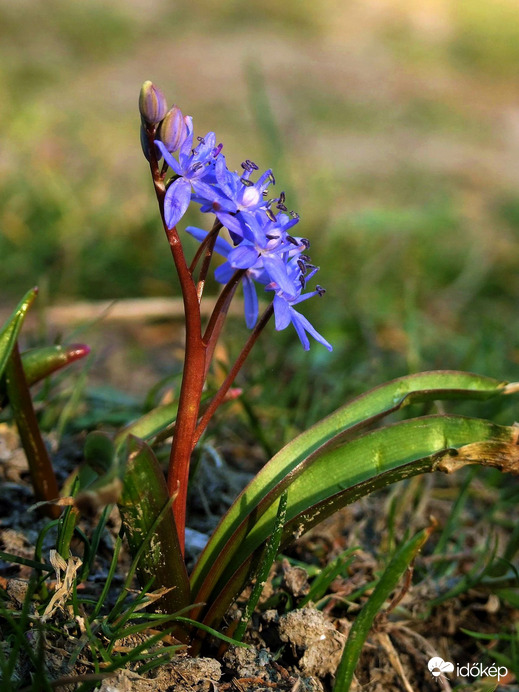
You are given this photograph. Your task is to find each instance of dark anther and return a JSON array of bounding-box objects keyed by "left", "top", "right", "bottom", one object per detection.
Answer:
[
  {"left": 297, "top": 259, "right": 306, "bottom": 272},
  {"left": 286, "top": 235, "right": 299, "bottom": 246},
  {"left": 197, "top": 136, "right": 205, "bottom": 144},
  {"left": 247, "top": 159, "right": 259, "bottom": 170},
  {"left": 276, "top": 203, "right": 288, "bottom": 212},
  {"left": 279, "top": 191, "right": 286, "bottom": 203},
  {"left": 268, "top": 171, "right": 276, "bottom": 185},
  {"left": 305, "top": 263, "right": 317, "bottom": 271},
  {"left": 299, "top": 275, "right": 306, "bottom": 288},
  {"left": 240, "top": 177, "right": 254, "bottom": 187},
  {"left": 289, "top": 211, "right": 300, "bottom": 220},
  {"left": 316, "top": 285, "right": 326, "bottom": 296},
  {"left": 192, "top": 162, "right": 204, "bottom": 172},
  {"left": 265, "top": 233, "right": 278, "bottom": 240},
  {"left": 262, "top": 190, "right": 269, "bottom": 197},
  {"left": 266, "top": 208, "right": 277, "bottom": 222},
  {"left": 299, "top": 254, "right": 311, "bottom": 262},
  {"left": 300, "top": 238, "right": 310, "bottom": 247}
]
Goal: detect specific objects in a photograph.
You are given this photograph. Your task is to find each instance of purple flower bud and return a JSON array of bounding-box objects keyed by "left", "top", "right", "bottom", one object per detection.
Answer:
[
  {"left": 139, "top": 80, "right": 168, "bottom": 125},
  {"left": 158, "top": 105, "right": 188, "bottom": 153}
]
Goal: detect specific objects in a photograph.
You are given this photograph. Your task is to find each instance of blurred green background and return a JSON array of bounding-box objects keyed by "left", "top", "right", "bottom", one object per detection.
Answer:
[{"left": 2, "top": 0, "right": 519, "bottom": 420}]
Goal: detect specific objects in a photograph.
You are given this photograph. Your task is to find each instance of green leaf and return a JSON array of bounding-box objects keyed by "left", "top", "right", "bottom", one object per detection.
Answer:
[
  {"left": 334, "top": 527, "right": 431, "bottom": 691},
  {"left": 191, "top": 371, "right": 511, "bottom": 605},
  {"left": 0, "top": 287, "right": 38, "bottom": 382},
  {"left": 117, "top": 435, "right": 190, "bottom": 615},
  {"left": 193, "top": 415, "right": 518, "bottom": 630},
  {"left": 115, "top": 400, "right": 179, "bottom": 448}
]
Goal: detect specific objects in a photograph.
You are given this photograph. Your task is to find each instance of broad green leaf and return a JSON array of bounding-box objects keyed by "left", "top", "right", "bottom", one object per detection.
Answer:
[
  {"left": 0, "top": 287, "right": 38, "bottom": 381},
  {"left": 193, "top": 415, "right": 518, "bottom": 628},
  {"left": 190, "top": 371, "right": 510, "bottom": 598},
  {"left": 117, "top": 435, "right": 190, "bottom": 615},
  {"left": 334, "top": 527, "right": 431, "bottom": 691}
]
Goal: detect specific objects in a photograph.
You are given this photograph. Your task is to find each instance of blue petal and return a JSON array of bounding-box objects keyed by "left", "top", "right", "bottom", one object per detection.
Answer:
[
  {"left": 273, "top": 296, "right": 291, "bottom": 331},
  {"left": 164, "top": 177, "right": 192, "bottom": 228},
  {"left": 155, "top": 140, "right": 183, "bottom": 176},
  {"left": 290, "top": 309, "right": 333, "bottom": 351},
  {"left": 263, "top": 255, "right": 298, "bottom": 299},
  {"left": 228, "top": 244, "right": 259, "bottom": 269},
  {"left": 214, "top": 261, "right": 234, "bottom": 283},
  {"left": 242, "top": 275, "right": 259, "bottom": 329},
  {"left": 217, "top": 212, "right": 245, "bottom": 237}
]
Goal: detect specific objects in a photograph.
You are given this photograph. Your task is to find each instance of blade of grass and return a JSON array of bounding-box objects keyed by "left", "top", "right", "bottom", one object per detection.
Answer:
[
  {"left": 234, "top": 490, "right": 288, "bottom": 642},
  {"left": 334, "top": 525, "right": 432, "bottom": 692}
]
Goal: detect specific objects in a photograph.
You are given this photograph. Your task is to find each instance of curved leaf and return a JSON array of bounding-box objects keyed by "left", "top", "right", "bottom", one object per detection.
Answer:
[
  {"left": 0, "top": 287, "right": 38, "bottom": 381},
  {"left": 193, "top": 415, "right": 518, "bottom": 629},
  {"left": 117, "top": 436, "right": 190, "bottom": 614},
  {"left": 191, "top": 371, "right": 510, "bottom": 598}
]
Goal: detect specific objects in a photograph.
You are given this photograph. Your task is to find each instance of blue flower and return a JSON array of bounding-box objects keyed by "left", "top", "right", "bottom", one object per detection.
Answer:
[
  {"left": 269, "top": 257, "right": 333, "bottom": 351},
  {"left": 186, "top": 226, "right": 262, "bottom": 328},
  {"left": 191, "top": 157, "right": 277, "bottom": 236},
  {"left": 155, "top": 120, "right": 222, "bottom": 228}
]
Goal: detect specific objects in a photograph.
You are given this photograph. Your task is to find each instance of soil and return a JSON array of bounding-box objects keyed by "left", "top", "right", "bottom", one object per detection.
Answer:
[{"left": 2, "top": 417, "right": 519, "bottom": 692}]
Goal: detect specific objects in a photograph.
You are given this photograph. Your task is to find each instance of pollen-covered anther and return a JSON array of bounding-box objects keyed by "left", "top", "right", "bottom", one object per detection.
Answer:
[
  {"left": 240, "top": 177, "right": 254, "bottom": 187},
  {"left": 276, "top": 203, "right": 288, "bottom": 212},
  {"left": 268, "top": 171, "right": 276, "bottom": 185},
  {"left": 279, "top": 191, "right": 286, "bottom": 204},
  {"left": 289, "top": 211, "right": 299, "bottom": 220},
  {"left": 316, "top": 285, "right": 326, "bottom": 296},
  {"left": 266, "top": 207, "right": 277, "bottom": 222}
]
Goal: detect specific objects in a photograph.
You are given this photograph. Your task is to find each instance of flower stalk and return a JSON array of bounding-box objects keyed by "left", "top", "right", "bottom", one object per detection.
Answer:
[{"left": 140, "top": 81, "right": 332, "bottom": 553}]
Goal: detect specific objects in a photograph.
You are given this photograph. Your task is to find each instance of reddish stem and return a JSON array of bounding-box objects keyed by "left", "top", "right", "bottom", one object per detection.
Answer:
[
  {"left": 146, "top": 125, "right": 207, "bottom": 554},
  {"left": 193, "top": 302, "right": 274, "bottom": 446}
]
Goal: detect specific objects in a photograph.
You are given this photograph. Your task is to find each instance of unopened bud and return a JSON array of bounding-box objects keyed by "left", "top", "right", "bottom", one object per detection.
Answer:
[
  {"left": 158, "top": 105, "right": 187, "bottom": 153},
  {"left": 139, "top": 80, "right": 168, "bottom": 125}
]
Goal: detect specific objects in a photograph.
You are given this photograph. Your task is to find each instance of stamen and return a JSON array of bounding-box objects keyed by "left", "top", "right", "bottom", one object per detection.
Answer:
[
  {"left": 300, "top": 238, "right": 310, "bottom": 248},
  {"left": 289, "top": 211, "right": 299, "bottom": 220},
  {"left": 197, "top": 136, "right": 205, "bottom": 143},
  {"left": 286, "top": 235, "right": 300, "bottom": 246},
  {"left": 276, "top": 203, "right": 288, "bottom": 212},
  {"left": 268, "top": 171, "right": 276, "bottom": 185},
  {"left": 316, "top": 285, "right": 326, "bottom": 296},
  {"left": 279, "top": 191, "right": 286, "bottom": 204},
  {"left": 299, "top": 254, "right": 311, "bottom": 262},
  {"left": 240, "top": 177, "right": 254, "bottom": 187},
  {"left": 247, "top": 159, "right": 259, "bottom": 170},
  {"left": 266, "top": 208, "right": 277, "bottom": 222},
  {"left": 262, "top": 190, "right": 269, "bottom": 197},
  {"left": 213, "top": 143, "right": 223, "bottom": 157}
]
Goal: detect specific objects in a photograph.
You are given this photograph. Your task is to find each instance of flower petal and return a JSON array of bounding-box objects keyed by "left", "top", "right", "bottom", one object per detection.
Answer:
[
  {"left": 290, "top": 309, "right": 333, "bottom": 351},
  {"left": 242, "top": 275, "right": 259, "bottom": 328},
  {"left": 164, "top": 177, "right": 192, "bottom": 228}
]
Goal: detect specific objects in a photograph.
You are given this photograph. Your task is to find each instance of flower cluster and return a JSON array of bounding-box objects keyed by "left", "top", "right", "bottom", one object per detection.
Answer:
[{"left": 144, "top": 87, "right": 331, "bottom": 351}]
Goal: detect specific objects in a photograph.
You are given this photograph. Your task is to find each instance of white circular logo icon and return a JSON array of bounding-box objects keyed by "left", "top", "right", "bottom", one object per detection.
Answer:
[{"left": 428, "top": 656, "right": 454, "bottom": 678}]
